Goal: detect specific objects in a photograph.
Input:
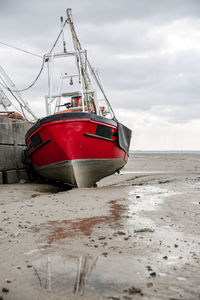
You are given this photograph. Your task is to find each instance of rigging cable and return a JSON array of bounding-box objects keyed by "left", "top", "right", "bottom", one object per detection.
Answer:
[
  {"left": 0, "top": 80, "right": 27, "bottom": 118},
  {"left": 0, "top": 19, "right": 67, "bottom": 93},
  {"left": 49, "top": 20, "right": 67, "bottom": 53},
  {"left": 0, "top": 80, "right": 35, "bottom": 121},
  {"left": 0, "top": 41, "right": 43, "bottom": 58},
  {"left": 86, "top": 58, "right": 116, "bottom": 119},
  {"left": 0, "top": 78, "right": 25, "bottom": 114},
  {"left": 12, "top": 56, "right": 45, "bottom": 92}
]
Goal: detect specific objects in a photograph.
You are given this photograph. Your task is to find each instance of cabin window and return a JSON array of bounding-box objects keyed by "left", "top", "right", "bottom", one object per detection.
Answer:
[
  {"left": 29, "top": 132, "right": 42, "bottom": 149},
  {"left": 96, "top": 124, "right": 112, "bottom": 139}
]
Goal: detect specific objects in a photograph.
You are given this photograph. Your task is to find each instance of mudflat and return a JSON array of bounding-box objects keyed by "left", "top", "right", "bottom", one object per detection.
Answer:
[{"left": 0, "top": 153, "right": 200, "bottom": 300}]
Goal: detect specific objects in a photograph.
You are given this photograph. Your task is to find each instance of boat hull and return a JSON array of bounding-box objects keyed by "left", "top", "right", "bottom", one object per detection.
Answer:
[
  {"left": 35, "top": 158, "right": 125, "bottom": 187},
  {"left": 25, "top": 112, "right": 131, "bottom": 187}
]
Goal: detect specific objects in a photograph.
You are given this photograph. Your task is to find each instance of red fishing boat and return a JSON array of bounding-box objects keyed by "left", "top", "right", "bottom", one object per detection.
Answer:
[{"left": 25, "top": 9, "right": 131, "bottom": 187}]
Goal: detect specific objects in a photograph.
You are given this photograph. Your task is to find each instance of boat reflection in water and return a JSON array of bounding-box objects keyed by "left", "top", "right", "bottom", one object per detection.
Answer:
[
  {"left": 73, "top": 256, "right": 98, "bottom": 295},
  {"left": 32, "top": 254, "right": 143, "bottom": 297},
  {"left": 33, "top": 255, "right": 98, "bottom": 294}
]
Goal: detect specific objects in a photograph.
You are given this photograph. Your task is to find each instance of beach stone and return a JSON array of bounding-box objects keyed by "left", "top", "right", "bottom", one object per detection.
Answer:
[
  {"left": 146, "top": 266, "right": 153, "bottom": 271},
  {"left": 128, "top": 286, "right": 143, "bottom": 295},
  {"left": 98, "top": 236, "right": 106, "bottom": 240},
  {"left": 5, "top": 280, "right": 11, "bottom": 284},
  {"left": 116, "top": 231, "right": 126, "bottom": 235},
  {"left": 147, "top": 282, "right": 153, "bottom": 287}
]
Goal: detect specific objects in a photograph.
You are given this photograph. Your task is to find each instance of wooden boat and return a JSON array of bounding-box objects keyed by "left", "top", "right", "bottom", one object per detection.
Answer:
[{"left": 25, "top": 9, "right": 131, "bottom": 187}]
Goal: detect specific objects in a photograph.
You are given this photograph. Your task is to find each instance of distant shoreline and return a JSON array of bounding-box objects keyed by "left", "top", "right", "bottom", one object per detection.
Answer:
[{"left": 130, "top": 150, "right": 200, "bottom": 153}]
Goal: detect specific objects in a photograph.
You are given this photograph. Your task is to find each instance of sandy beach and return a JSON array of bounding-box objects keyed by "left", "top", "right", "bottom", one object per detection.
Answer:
[{"left": 0, "top": 153, "right": 200, "bottom": 300}]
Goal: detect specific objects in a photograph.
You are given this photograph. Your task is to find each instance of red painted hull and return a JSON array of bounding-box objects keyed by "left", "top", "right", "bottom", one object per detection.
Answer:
[{"left": 26, "top": 113, "right": 131, "bottom": 187}]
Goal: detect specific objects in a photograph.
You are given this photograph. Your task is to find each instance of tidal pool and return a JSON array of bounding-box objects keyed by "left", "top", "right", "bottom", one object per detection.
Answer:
[{"left": 30, "top": 254, "right": 146, "bottom": 297}]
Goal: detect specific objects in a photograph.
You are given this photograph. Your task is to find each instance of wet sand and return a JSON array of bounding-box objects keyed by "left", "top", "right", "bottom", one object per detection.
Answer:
[{"left": 0, "top": 153, "right": 200, "bottom": 299}]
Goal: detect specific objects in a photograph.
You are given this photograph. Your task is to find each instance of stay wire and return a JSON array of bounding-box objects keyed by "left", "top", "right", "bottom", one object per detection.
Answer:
[
  {"left": 86, "top": 58, "right": 116, "bottom": 119},
  {"left": 0, "top": 41, "right": 43, "bottom": 58},
  {"left": 49, "top": 20, "right": 67, "bottom": 53},
  {"left": 0, "top": 80, "right": 10, "bottom": 90},
  {"left": 0, "top": 80, "right": 33, "bottom": 120},
  {"left": 12, "top": 56, "right": 45, "bottom": 92},
  {"left": 0, "top": 77, "right": 25, "bottom": 113},
  {"left": 0, "top": 19, "right": 67, "bottom": 93},
  {"left": 0, "top": 84, "right": 25, "bottom": 117},
  {"left": 0, "top": 78, "right": 21, "bottom": 104}
]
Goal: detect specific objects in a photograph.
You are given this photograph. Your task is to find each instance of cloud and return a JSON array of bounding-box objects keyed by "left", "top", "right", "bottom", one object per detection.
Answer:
[{"left": 1, "top": 0, "right": 200, "bottom": 149}]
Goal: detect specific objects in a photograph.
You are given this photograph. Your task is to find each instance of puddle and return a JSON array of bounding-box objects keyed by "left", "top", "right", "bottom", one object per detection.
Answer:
[
  {"left": 45, "top": 200, "right": 126, "bottom": 244},
  {"left": 192, "top": 201, "right": 200, "bottom": 205},
  {"left": 158, "top": 272, "right": 167, "bottom": 277},
  {"left": 121, "top": 170, "right": 168, "bottom": 175},
  {"left": 165, "top": 255, "right": 180, "bottom": 265},
  {"left": 126, "top": 186, "right": 198, "bottom": 261},
  {"left": 126, "top": 185, "right": 177, "bottom": 231},
  {"left": 128, "top": 186, "right": 178, "bottom": 213},
  {"left": 25, "top": 249, "right": 41, "bottom": 255},
  {"left": 30, "top": 254, "right": 146, "bottom": 296},
  {"left": 170, "top": 285, "right": 185, "bottom": 294},
  {"left": 177, "top": 277, "right": 187, "bottom": 281}
]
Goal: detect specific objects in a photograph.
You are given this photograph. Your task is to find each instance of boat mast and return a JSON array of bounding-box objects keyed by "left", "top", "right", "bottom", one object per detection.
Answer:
[
  {"left": 66, "top": 8, "right": 93, "bottom": 112},
  {"left": 66, "top": 9, "right": 115, "bottom": 119},
  {"left": 45, "top": 9, "right": 115, "bottom": 118},
  {"left": 60, "top": 16, "right": 67, "bottom": 53}
]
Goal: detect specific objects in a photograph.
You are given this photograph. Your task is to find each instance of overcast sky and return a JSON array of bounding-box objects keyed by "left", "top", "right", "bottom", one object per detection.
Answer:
[{"left": 1, "top": 0, "right": 200, "bottom": 150}]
